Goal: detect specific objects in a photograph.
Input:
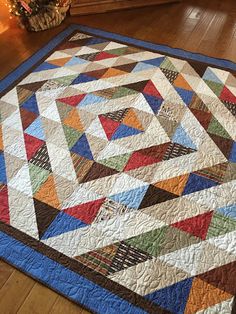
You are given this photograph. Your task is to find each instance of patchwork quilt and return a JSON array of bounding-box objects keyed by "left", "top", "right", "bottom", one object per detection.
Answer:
[{"left": 0, "top": 26, "right": 236, "bottom": 314}]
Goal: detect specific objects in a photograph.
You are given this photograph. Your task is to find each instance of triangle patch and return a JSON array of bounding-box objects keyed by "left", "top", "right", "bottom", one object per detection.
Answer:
[
  {"left": 0, "top": 186, "right": 9, "bottom": 224},
  {"left": 57, "top": 94, "right": 86, "bottom": 107},
  {"left": 111, "top": 124, "right": 143, "bottom": 140},
  {"left": 34, "top": 199, "right": 60, "bottom": 239},
  {"left": 172, "top": 125, "right": 197, "bottom": 150},
  {"left": 81, "top": 162, "right": 119, "bottom": 183},
  {"left": 172, "top": 211, "right": 214, "bottom": 240},
  {"left": 71, "top": 133, "right": 93, "bottom": 160},
  {"left": 184, "top": 278, "right": 233, "bottom": 314},
  {"left": 34, "top": 175, "right": 61, "bottom": 209},
  {"left": 64, "top": 198, "right": 105, "bottom": 224},
  {"left": 145, "top": 277, "right": 193, "bottom": 314},
  {"left": 143, "top": 80, "right": 162, "bottom": 98},
  {"left": 99, "top": 115, "right": 120, "bottom": 140},
  {"left": 154, "top": 174, "right": 189, "bottom": 196},
  {"left": 41, "top": 211, "right": 87, "bottom": 239},
  {"left": 122, "top": 108, "right": 144, "bottom": 130}
]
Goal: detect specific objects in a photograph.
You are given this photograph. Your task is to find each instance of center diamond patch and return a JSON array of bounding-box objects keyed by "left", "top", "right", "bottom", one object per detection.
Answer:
[{"left": 99, "top": 107, "right": 144, "bottom": 141}]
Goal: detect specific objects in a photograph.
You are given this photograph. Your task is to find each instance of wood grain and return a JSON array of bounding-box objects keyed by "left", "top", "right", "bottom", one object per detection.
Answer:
[
  {"left": 50, "top": 295, "right": 89, "bottom": 314},
  {"left": 17, "top": 283, "right": 58, "bottom": 314},
  {"left": 70, "top": 0, "right": 180, "bottom": 16},
  {"left": 0, "top": 261, "right": 90, "bottom": 314},
  {"left": 0, "top": 268, "right": 35, "bottom": 314},
  {"left": 0, "top": 0, "right": 236, "bottom": 313},
  {"left": 0, "top": 260, "right": 15, "bottom": 289}
]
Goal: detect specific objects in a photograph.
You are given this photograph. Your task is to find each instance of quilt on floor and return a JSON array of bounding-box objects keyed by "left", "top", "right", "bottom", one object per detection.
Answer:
[{"left": 0, "top": 28, "right": 236, "bottom": 314}]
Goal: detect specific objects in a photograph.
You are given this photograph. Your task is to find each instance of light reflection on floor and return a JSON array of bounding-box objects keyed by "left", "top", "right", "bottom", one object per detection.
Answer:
[{"left": 0, "top": 3, "right": 10, "bottom": 34}]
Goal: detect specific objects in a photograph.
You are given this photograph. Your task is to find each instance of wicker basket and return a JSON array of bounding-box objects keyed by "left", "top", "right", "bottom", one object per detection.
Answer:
[{"left": 20, "top": 2, "right": 70, "bottom": 31}]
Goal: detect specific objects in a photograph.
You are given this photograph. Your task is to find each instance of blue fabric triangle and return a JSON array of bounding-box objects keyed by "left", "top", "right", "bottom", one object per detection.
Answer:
[
  {"left": 203, "top": 68, "right": 223, "bottom": 84},
  {"left": 71, "top": 134, "right": 93, "bottom": 160},
  {"left": 143, "top": 93, "right": 163, "bottom": 114},
  {"left": 41, "top": 212, "right": 87, "bottom": 239},
  {"left": 183, "top": 173, "right": 218, "bottom": 195},
  {"left": 86, "top": 37, "right": 108, "bottom": 45},
  {"left": 217, "top": 204, "right": 236, "bottom": 220},
  {"left": 71, "top": 74, "right": 97, "bottom": 85},
  {"left": 111, "top": 124, "right": 143, "bottom": 140},
  {"left": 78, "top": 94, "right": 105, "bottom": 107},
  {"left": 110, "top": 185, "right": 149, "bottom": 209},
  {"left": 172, "top": 125, "right": 196, "bottom": 150},
  {"left": 229, "top": 142, "right": 236, "bottom": 162},
  {"left": 0, "top": 153, "right": 7, "bottom": 184},
  {"left": 65, "top": 56, "right": 88, "bottom": 66},
  {"left": 132, "top": 62, "right": 156, "bottom": 72},
  {"left": 34, "top": 62, "right": 59, "bottom": 72},
  {"left": 145, "top": 278, "right": 193, "bottom": 314},
  {"left": 142, "top": 57, "right": 165, "bottom": 67},
  {"left": 21, "top": 94, "right": 39, "bottom": 114},
  {"left": 175, "top": 87, "right": 194, "bottom": 105},
  {"left": 25, "top": 117, "right": 45, "bottom": 141}
]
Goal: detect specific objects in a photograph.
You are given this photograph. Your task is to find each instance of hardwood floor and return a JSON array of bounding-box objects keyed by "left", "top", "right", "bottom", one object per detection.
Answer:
[
  {"left": 0, "top": 0, "right": 236, "bottom": 313},
  {"left": 0, "top": 261, "right": 90, "bottom": 314}
]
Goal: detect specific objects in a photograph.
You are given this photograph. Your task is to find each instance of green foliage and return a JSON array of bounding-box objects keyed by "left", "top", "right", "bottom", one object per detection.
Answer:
[{"left": 9, "top": 0, "right": 58, "bottom": 17}]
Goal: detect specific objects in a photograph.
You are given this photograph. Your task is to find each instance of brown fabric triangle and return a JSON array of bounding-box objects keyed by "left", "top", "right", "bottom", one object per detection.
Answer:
[
  {"left": 34, "top": 198, "right": 60, "bottom": 239},
  {"left": 81, "top": 162, "right": 119, "bottom": 183}
]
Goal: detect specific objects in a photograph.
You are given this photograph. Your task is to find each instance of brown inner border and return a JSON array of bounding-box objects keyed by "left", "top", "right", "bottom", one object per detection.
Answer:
[{"left": 1, "top": 26, "right": 236, "bottom": 314}]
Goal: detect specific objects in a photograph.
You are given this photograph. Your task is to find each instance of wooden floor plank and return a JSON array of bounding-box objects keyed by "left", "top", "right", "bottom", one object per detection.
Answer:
[
  {"left": 0, "top": 261, "right": 15, "bottom": 289},
  {"left": 50, "top": 295, "right": 90, "bottom": 314},
  {"left": 0, "top": 268, "right": 35, "bottom": 314},
  {"left": 17, "top": 283, "right": 59, "bottom": 314}
]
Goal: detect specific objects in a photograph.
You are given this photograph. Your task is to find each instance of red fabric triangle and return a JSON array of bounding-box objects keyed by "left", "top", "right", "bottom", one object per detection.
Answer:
[
  {"left": 0, "top": 186, "right": 10, "bottom": 224},
  {"left": 58, "top": 94, "right": 86, "bottom": 107},
  {"left": 172, "top": 211, "right": 214, "bottom": 240},
  {"left": 220, "top": 86, "right": 236, "bottom": 104},
  {"left": 94, "top": 51, "right": 117, "bottom": 61},
  {"left": 143, "top": 80, "right": 162, "bottom": 98},
  {"left": 124, "top": 151, "right": 161, "bottom": 171},
  {"left": 64, "top": 198, "right": 105, "bottom": 224},
  {"left": 24, "top": 133, "right": 44, "bottom": 160},
  {"left": 99, "top": 115, "right": 120, "bottom": 140}
]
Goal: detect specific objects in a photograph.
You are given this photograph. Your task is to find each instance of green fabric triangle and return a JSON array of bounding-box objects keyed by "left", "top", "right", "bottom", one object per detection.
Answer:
[
  {"left": 54, "top": 75, "right": 78, "bottom": 86},
  {"left": 126, "top": 226, "right": 168, "bottom": 257},
  {"left": 106, "top": 47, "right": 128, "bottom": 56},
  {"left": 99, "top": 153, "right": 131, "bottom": 172},
  {"left": 207, "top": 117, "right": 231, "bottom": 139},
  {"left": 206, "top": 212, "right": 236, "bottom": 239},
  {"left": 56, "top": 101, "right": 73, "bottom": 121},
  {"left": 159, "top": 226, "right": 201, "bottom": 255},
  {"left": 204, "top": 79, "right": 224, "bottom": 97},
  {"left": 29, "top": 163, "right": 50, "bottom": 194},
  {"left": 160, "top": 57, "right": 177, "bottom": 72},
  {"left": 112, "top": 87, "right": 138, "bottom": 99},
  {"left": 63, "top": 125, "right": 83, "bottom": 149}
]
